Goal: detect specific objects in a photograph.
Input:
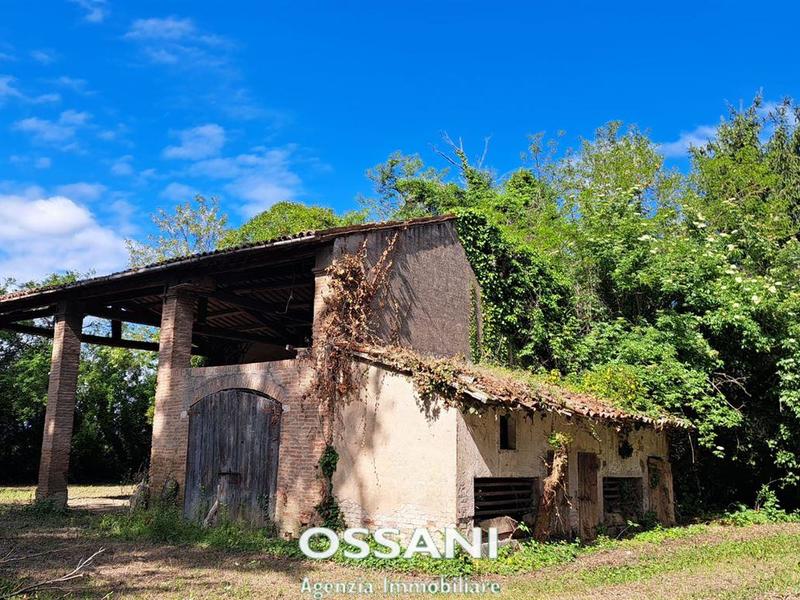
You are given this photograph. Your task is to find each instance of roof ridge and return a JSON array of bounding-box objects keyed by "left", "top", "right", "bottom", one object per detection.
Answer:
[{"left": 0, "top": 214, "right": 455, "bottom": 304}]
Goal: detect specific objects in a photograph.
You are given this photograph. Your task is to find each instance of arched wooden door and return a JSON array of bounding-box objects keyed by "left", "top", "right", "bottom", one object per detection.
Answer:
[{"left": 184, "top": 389, "right": 281, "bottom": 526}]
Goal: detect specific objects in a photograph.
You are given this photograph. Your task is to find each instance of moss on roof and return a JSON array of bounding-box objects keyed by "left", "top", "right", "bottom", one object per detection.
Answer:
[{"left": 349, "top": 344, "right": 691, "bottom": 430}]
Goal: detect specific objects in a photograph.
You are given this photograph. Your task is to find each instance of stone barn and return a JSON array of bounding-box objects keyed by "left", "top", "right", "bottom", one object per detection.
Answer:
[{"left": 0, "top": 215, "right": 685, "bottom": 540}]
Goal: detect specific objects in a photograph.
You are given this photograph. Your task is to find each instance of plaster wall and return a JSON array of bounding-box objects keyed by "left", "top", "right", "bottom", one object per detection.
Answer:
[
  {"left": 331, "top": 362, "right": 459, "bottom": 538},
  {"left": 456, "top": 408, "right": 670, "bottom": 532},
  {"left": 314, "top": 220, "right": 481, "bottom": 359}
]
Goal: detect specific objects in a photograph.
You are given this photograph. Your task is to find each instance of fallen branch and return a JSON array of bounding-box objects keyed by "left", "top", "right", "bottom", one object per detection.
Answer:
[{"left": 0, "top": 547, "right": 106, "bottom": 599}]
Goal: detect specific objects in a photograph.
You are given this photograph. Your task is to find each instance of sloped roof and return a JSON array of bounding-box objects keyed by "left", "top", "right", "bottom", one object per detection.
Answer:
[
  {"left": 350, "top": 345, "right": 691, "bottom": 430},
  {"left": 0, "top": 215, "right": 455, "bottom": 306}
]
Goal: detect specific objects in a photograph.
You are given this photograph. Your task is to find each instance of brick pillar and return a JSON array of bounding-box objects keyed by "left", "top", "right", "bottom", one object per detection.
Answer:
[
  {"left": 149, "top": 288, "right": 196, "bottom": 501},
  {"left": 311, "top": 246, "right": 334, "bottom": 346},
  {"left": 36, "top": 302, "right": 83, "bottom": 507},
  {"left": 311, "top": 270, "right": 331, "bottom": 345}
]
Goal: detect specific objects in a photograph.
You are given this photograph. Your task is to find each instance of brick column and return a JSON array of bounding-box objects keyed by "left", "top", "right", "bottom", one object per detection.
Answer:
[
  {"left": 149, "top": 287, "right": 196, "bottom": 500},
  {"left": 36, "top": 302, "right": 83, "bottom": 507},
  {"left": 311, "top": 246, "right": 334, "bottom": 346}
]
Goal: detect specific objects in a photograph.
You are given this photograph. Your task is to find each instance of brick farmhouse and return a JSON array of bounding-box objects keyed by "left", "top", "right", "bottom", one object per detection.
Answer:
[{"left": 0, "top": 216, "right": 685, "bottom": 539}]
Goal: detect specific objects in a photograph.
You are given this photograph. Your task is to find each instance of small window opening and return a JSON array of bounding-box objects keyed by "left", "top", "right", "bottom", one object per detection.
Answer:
[
  {"left": 499, "top": 414, "right": 516, "bottom": 450},
  {"left": 603, "top": 477, "right": 643, "bottom": 523}
]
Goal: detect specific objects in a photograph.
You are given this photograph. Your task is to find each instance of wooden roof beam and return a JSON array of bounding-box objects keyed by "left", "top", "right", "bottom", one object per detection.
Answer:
[
  {"left": 209, "top": 290, "right": 308, "bottom": 328},
  {"left": 0, "top": 305, "right": 58, "bottom": 323},
  {"left": 85, "top": 305, "right": 161, "bottom": 328},
  {"left": 0, "top": 322, "right": 164, "bottom": 353}
]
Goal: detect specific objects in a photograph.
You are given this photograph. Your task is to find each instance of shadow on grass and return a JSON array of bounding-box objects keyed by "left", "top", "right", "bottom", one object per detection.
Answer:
[{"left": 0, "top": 503, "right": 316, "bottom": 599}]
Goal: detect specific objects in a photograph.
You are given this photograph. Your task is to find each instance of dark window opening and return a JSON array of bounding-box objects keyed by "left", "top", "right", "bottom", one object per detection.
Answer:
[
  {"left": 603, "top": 477, "right": 643, "bottom": 522},
  {"left": 473, "top": 477, "right": 538, "bottom": 520},
  {"left": 499, "top": 414, "right": 516, "bottom": 450}
]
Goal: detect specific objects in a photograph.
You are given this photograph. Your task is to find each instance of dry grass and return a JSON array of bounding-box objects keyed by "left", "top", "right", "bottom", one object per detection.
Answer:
[
  {"left": 0, "top": 484, "right": 134, "bottom": 506},
  {"left": 1, "top": 485, "right": 800, "bottom": 599}
]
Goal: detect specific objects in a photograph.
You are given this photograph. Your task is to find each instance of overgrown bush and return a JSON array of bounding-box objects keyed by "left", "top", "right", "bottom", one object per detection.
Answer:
[{"left": 719, "top": 485, "right": 800, "bottom": 526}]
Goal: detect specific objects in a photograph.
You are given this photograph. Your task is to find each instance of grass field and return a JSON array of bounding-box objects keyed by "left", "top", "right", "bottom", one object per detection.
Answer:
[{"left": 1, "top": 485, "right": 799, "bottom": 599}]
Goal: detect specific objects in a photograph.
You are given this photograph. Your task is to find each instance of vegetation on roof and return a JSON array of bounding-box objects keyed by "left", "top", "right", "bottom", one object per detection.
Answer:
[{"left": 351, "top": 344, "right": 690, "bottom": 429}]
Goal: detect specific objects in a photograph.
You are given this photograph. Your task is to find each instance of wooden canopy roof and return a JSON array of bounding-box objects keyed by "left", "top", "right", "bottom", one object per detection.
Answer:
[{"left": 0, "top": 215, "right": 455, "bottom": 354}]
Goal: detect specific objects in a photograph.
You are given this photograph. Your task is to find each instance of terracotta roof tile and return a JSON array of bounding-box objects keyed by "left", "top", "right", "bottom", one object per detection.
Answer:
[{"left": 349, "top": 344, "right": 691, "bottom": 430}]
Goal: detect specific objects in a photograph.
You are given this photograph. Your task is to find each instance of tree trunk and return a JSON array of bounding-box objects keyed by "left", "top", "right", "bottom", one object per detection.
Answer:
[{"left": 533, "top": 444, "right": 569, "bottom": 541}]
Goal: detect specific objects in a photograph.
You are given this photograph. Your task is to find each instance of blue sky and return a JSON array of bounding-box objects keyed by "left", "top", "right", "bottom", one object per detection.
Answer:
[{"left": 0, "top": 0, "right": 798, "bottom": 282}]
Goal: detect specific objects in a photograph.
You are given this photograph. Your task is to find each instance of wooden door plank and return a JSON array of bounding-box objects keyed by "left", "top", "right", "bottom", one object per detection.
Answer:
[
  {"left": 577, "top": 452, "right": 599, "bottom": 540},
  {"left": 647, "top": 457, "right": 675, "bottom": 526},
  {"left": 184, "top": 388, "right": 282, "bottom": 526}
]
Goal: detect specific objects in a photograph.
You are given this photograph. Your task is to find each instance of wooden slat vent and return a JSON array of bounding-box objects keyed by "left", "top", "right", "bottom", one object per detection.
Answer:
[{"left": 474, "top": 477, "right": 538, "bottom": 520}]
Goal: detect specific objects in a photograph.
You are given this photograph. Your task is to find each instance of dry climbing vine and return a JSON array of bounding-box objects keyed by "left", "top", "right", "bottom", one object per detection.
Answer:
[{"left": 310, "top": 233, "right": 399, "bottom": 528}]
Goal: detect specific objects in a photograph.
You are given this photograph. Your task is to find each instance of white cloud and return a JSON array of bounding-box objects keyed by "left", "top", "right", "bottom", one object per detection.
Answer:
[
  {"left": 658, "top": 125, "right": 718, "bottom": 158},
  {"left": 122, "top": 15, "right": 278, "bottom": 123},
  {"left": 187, "top": 146, "right": 302, "bottom": 216},
  {"left": 0, "top": 75, "right": 60, "bottom": 105},
  {"left": 125, "top": 16, "right": 200, "bottom": 41},
  {"left": 0, "top": 76, "right": 23, "bottom": 103},
  {"left": 12, "top": 110, "right": 91, "bottom": 149},
  {"left": 33, "top": 92, "right": 61, "bottom": 104},
  {"left": 70, "top": 0, "right": 109, "bottom": 23},
  {"left": 163, "top": 123, "right": 225, "bottom": 160},
  {"left": 106, "top": 198, "right": 137, "bottom": 236},
  {"left": 59, "top": 109, "right": 91, "bottom": 126},
  {"left": 110, "top": 155, "right": 134, "bottom": 176},
  {"left": 160, "top": 182, "right": 197, "bottom": 201},
  {"left": 0, "top": 193, "right": 128, "bottom": 282},
  {"left": 52, "top": 76, "right": 90, "bottom": 94},
  {"left": 8, "top": 155, "right": 52, "bottom": 169},
  {"left": 97, "top": 122, "right": 128, "bottom": 142},
  {"left": 55, "top": 182, "right": 107, "bottom": 201},
  {"left": 30, "top": 49, "right": 57, "bottom": 65},
  {"left": 124, "top": 16, "right": 229, "bottom": 67}
]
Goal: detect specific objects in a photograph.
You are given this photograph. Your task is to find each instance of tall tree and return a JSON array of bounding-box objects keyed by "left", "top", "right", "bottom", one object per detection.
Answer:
[
  {"left": 365, "top": 100, "right": 800, "bottom": 508},
  {"left": 220, "top": 201, "right": 366, "bottom": 248},
  {"left": 126, "top": 195, "right": 228, "bottom": 267}
]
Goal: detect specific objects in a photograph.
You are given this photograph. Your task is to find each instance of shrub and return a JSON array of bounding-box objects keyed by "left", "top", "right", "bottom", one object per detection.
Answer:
[{"left": 719, "top": 485, "right": 800, "bottom": 526}]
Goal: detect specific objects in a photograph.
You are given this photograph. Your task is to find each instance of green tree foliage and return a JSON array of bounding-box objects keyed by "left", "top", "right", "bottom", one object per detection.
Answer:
[
  {"left": 126, "top": 195, "right": 228, "bottom": 267},
  {"left": 0, "top": 323, "right": 51, "bottom": 482},
  {"left": 0, "top": 276, "right": 157, "bottom": 484},
  {"left": 368, "top": 98, "right": 800, "bottom": 508},
  {"left": 220, "top": 201, "right": 367, "bottom": 248},
  {"left": 71, "top": 344, "right": 156, "bottom": 481},
  {"left": 3, "top": 97, "right": 799, "bottom": 514}
]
